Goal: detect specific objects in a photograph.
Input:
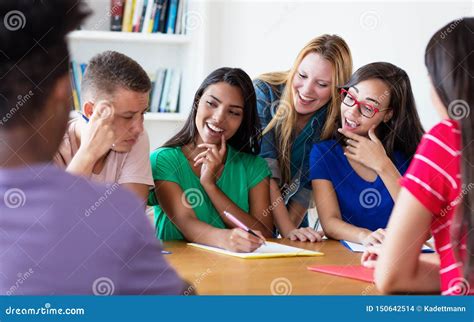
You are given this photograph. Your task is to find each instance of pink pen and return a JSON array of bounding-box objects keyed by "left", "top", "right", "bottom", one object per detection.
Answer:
[{"left": 224, "top": 211, "right": 266, "bottom": 245}]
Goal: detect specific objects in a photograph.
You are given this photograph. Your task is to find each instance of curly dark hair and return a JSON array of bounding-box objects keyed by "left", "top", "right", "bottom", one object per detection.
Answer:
[{"left": 0, "top": 0, "right": 90, "bottom": 128}]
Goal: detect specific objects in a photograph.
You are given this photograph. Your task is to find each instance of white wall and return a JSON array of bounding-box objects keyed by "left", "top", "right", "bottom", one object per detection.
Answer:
[{"left": 200, "top": 0, "right": 472, "bottom": 131}]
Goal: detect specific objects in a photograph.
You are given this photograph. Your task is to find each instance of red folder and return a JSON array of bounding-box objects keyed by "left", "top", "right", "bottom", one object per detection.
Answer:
[{"left": 307, "top": 265, "right": 374, "bottom": 282}]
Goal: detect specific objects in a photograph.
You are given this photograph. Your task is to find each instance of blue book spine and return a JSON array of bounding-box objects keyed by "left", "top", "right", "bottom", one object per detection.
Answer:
[
  {"left": 166, "top": 0, "right": 178, "bottom": 34},
  {"left": 151, "top": 0, "right": 163, "bottom": 32},
  {"left": 159, "top": 69, "right": 172, "bottom": 113}
]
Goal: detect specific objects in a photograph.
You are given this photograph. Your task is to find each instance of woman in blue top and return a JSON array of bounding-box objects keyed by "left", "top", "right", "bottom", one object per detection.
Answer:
[
  {"left": 310, "top": 62, "right": 424, "bottom": 246},
  {"left": 254, "top": 34, "right": 353, "bottom": 242}
]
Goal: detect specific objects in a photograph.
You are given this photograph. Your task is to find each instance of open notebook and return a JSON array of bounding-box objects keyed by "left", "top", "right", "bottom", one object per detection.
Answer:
[
  {"left": 341, "top": 240, "right": 434, "bottom": 253},
  {"left": 187, "top": 241, "right": 324, "bottom": 259}
]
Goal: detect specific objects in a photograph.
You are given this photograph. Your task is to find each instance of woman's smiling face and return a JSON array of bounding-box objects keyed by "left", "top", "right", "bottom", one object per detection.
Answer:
[
  {"left": 292, "top": 52, "right": 333, "bottom": 115},
  {"left": 195, "top": 82, "right": 244, "bottom": 144},
  {"left": 340, "top": 79, "right": 393, "bottom": 136}
]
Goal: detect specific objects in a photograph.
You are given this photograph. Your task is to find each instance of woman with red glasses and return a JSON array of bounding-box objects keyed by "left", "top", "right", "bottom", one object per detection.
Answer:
[{"left": 309, "top": 62, "right": 424, "bottom": 246}]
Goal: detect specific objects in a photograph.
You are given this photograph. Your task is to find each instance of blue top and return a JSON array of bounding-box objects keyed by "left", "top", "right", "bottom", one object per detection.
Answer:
[
  {"left": 254, "top": 79, "right": 328, "bottom": 209},
  {"left": 309, "top": 140, "right": 411, "bottom": 231}
]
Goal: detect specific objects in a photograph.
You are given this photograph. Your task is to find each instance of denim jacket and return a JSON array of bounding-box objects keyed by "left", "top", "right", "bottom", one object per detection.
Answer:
[{"left": 254, "top": 79, "right": 328, "bottom": 209}]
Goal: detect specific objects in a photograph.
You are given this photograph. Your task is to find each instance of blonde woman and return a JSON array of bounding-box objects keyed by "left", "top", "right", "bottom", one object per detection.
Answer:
[{"left": 254, "top": 34, "right": 352, "bottom": 242}]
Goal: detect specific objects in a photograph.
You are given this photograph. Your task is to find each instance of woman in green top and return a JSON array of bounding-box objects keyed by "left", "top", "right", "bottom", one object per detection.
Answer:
[{"left": 149, "top": 67, "right": 274, "bottom": 252}]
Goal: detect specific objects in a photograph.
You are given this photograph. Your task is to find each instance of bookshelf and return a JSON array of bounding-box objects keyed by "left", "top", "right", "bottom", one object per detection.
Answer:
[{"left": 67, "top": 0, "right": 208, "bottom": 149}]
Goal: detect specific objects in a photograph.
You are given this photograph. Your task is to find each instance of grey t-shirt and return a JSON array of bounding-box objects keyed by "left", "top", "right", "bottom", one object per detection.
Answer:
[{"left": 0, "top": 163, "right": 185, "bottom": 295}]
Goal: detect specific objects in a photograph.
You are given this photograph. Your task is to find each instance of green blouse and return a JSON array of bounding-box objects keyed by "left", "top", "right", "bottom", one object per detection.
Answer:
[{"left": 148, "top": 145, "right": 271, "bottom": 240}]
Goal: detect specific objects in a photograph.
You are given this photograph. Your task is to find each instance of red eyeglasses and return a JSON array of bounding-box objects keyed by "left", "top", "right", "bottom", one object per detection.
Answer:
[{"left": 340, "top": 88, "right": 389, "bottom": 118}]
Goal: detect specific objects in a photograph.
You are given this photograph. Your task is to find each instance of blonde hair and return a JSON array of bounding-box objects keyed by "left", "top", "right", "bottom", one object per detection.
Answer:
[{"left": 259, "top": 34, "right": 352, "bottom": 186}]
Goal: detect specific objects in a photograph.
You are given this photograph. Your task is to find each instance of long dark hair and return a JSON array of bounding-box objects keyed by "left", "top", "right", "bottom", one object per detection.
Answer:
[
  {"left": 333, "top": 62, "right": 424, "bottom": 161},
  {"left": 425, "top": 17, "right": 474, "bottom": 283},
  {"left": 162, "top": 67, "right": 261, "bottom": 154}
]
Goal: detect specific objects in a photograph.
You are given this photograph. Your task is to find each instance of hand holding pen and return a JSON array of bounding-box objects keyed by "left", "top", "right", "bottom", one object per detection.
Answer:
[{"left": 224, "top": 211, "right": 267, "bottom": 246}]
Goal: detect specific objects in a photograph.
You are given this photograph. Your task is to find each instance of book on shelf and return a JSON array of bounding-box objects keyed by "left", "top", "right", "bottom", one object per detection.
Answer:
[
  {"left": 141, "top": 0, "right": 155, "bottom": 33},
  {"left": 174, "top": 0, "right": 185, "bottom": 34},
  {"left": 158, "top": 68, "right": 172, "bottom": 112},
  {"left": 138, "top": 0, "right": 149, "bottom": 31},
  {"left": 166, "top": 68, "right": 181, "bottom": 113},
  {"left": 157, "top": 0, "right": 169, "bottom": 33},
  {"left": 111, "top": 0, "right": 188, "bottom": 34},
  {"left": 155, "top": 68, "right": 181, "bottom": 113},
  {"left": 69, "top": 61, "right": 87, "bottom": 110},
  {"left": 166, "top": 0, "right": 178, "bottom": 34},
  {"left": 69, "top": 61, "right": 181, "bottom": 114},
  {"left": 149, "top": 69, "right": 166, "bottom": 113},
  {"left": 131, "top": 0, "right": 144, "bottom": 32},
  {"left": 121, "top": 0, "right": 135, "bottom": 32},
  {"left": 110, "top": 0, "right": 125, "bottom": 31},
  {"left": 151, "top": 0, "right": 163, "bottom": 32},
  {"left": 69, "top": 62, "right": 80, "bottom": 111}
]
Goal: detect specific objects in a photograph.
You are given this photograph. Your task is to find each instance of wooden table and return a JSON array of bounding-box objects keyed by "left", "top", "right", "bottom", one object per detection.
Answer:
[{"left": 163, "top": 239, "right": 380, "bottom": 295}]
